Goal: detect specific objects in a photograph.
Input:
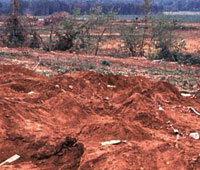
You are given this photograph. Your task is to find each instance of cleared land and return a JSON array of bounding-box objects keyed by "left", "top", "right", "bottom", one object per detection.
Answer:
[{"left": 0, "top": 20, "right": 200, "bottom": 170}]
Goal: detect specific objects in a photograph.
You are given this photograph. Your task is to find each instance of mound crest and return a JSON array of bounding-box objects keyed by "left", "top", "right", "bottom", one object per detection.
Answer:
[{"left": 0, "top": 65, "right": 200, "bottom": 170}]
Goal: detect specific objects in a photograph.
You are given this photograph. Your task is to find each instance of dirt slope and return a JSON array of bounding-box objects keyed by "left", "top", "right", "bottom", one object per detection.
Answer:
[{"left": 0, "top": 65, "right": 200, "bottom": 170}]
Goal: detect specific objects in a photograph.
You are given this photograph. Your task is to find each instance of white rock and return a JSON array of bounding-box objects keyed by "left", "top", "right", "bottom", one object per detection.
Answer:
[
  {"left": 0, "top": 154, "right": 20, "bottom": 166},
  {"left": 101, "top": 140, "right": 126, "bottom": 146},
  {"left": 158, "top": 106, "right": 164, "bottom": 111},
  {"left": 28, "top": 91, "right": 34, "bottom": 95},
  {"left": 107, "top": 85, "right": 116, "bottom": 88},
  {"left": 173, "top": 129, "right": 179, "bottom": 134},
  {"left": 181, "top": 93, "right": 192, "bottom": 97},
  {"left": 69, "top": 85, "right": 73, "bottom": 89},
  {"left": 189, "top": 132, "right": 200, "bottom": 140}
]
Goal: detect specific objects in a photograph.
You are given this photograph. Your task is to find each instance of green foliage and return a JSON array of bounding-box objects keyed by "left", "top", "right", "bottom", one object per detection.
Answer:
[
  {"left": 53, "top": 7, "right": 115, "bottom": 53},
  {"left": 120, "top": 23, "right": 144, "bottom": 57},
  {"left": 3, "top": 16, "right": 27, "bottom": 47},
  {"left": 98, "top": 68, "right": 114, "bottom": 75},
  {"left": 73, "top": 8, "right": 81, "bottom": 19},
  {"left": 57, "top": 68, "right": 68, "bottom": 74},
  {"left": 148, "top": 16, "right": 187, "bottom": 62},
  {"left": 101, "top": 60, "right": 110, "bottom": 66},
  {"left": 121, "top": 0, "right": 151, "bottom": 57},
  {"left": 81, "top": 64, "right": 96, "bottom": 71},
  {"left": 140, "top": 0, "right": 151, "bottom": 14},
  {"left": 0, "top": 51, "right": 19, "bottom": 59}
]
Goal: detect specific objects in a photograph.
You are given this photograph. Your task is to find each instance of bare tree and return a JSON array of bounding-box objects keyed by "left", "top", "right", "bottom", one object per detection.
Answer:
[
  {"left": 1, "top": 0, "right": 28, "bottom": 47},
  {"left": 140, "top": 0, "right": 151, "bottom": 56},
  {"left": 12, "top": 0, "right": 19, "bottom": 17}
]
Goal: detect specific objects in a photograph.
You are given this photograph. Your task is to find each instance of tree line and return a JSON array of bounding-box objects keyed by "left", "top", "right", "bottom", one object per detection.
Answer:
[
  {"left": 1, "top": 0, "right": 200, "bottom": 16},
  {"left": 0, "top": 0, "right": 163, "bottom": 16}
]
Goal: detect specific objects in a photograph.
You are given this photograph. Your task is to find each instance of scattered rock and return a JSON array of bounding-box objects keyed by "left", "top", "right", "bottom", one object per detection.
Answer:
[
  {"left": 69, "top": 85, "right": 73, "bottom": 89},
  {"left": 189, "top": 132, "right": 200, "bottom": 140},
  {"left": 55, "top": 85, "right": 60, "bottom": 88},
  {"left": 173, "top": 129, "right": 179, "bottom": 135},
  {"left": 107, "top": 85, "right": 116, "bottom": 88},
  {"left": 158, "top": 106, "right": 164, "bottom": 111},
  {"left": 181, "top": 93, "right": 192, "bottom": 97},
  {"left": 0, "top": 154, "right": 20, "bottom": 166},
  {"left": 101, "top": 140, "right": 126, "bottom": 146},
  {"left": 28, "top": 91, "right": 35, "bottom": 95}
]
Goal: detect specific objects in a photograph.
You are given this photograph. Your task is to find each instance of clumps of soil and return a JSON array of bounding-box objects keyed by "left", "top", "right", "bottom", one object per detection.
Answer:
[
  {"left": 0, "top": 65, "right": 200, "bottom": 169},
  {"left": 32, "top": 136, "right": 84, "bottom": 170}
]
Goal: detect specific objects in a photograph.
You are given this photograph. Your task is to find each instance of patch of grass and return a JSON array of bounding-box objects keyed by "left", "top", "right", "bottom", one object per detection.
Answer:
[
  {"left": 101, "top": 60, "right": 110, "bottom": 66},
  {"left": 98, "top": 68, "right": 114, "bottom": 75},
  {"left": 0, "top": 52, "right": 19, "bottom": 59},
  {"left": 57, "top": 68, "right": 68, "bottom": 74},
  {"left": 22, "top": 51, "right": 32, "bottom": 58},
  {"left": 81, "top": 63, "right": 96, "bottom": 71}
]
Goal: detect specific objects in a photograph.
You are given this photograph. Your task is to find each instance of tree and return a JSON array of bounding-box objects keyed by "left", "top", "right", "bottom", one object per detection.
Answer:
[
  {"left": 52, "top": 7, "right": 115, "bottom": 54},
  {"left": 12, "top": 0, "right": 19, "bottom": 16},
  {"left": 1, "top": 0, "right": 27, "bottom": 47}
]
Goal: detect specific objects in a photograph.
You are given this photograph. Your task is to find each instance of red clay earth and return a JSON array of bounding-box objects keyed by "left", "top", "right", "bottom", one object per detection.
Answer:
[
  {"left": 0, "top": 47, "right": 200, "bottom": 94},
  {"left": 0, "top": 65, "right": 200, "bottom": 170}
]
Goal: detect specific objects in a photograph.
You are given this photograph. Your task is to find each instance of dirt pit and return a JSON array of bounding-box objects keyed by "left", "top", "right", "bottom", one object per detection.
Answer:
[{"left": 0, "top": 65, "right": 200, "bottom": 170}]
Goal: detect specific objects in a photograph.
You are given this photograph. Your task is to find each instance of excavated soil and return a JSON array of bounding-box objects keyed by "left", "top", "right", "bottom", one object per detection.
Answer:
[{"left": 0, "top": 65, "right": 200, "bottom": 170}]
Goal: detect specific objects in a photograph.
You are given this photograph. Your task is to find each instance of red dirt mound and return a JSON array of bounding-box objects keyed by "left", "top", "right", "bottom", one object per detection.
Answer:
[{"left": 0, "top": 65, "right": 200, "bottom": 170}]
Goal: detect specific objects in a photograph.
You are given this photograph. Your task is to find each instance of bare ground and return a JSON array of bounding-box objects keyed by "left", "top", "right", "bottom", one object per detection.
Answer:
[{"left": 0, "top": 48, "right": 200, "bottom": 169}]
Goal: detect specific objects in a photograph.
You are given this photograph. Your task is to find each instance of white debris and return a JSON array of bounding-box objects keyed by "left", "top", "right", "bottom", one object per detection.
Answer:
[
  {"left": 55, "top": 84, "right": 60, "bottom": 88},
  {"left": 158, "top": 106, "right": 164, "bottom": 111},
  {"left": 173, "top": 129, "right": 179, "bottom": 134},
  {"left": 101, "top": 140, "right": 126, "bottom": 146},
  {"left": 188, "top": 107, "right": 200, "bottom": 116},
  {"left": 105, "top": 97, "right": 109, "bottom": 100},
  {"left": 0, "top": 154, "right": 20, "bottom": 166},
  {"left": 69, "top": 85, "right": 73, "bottom": 89},
  {"left": 181, "top": 93, "right": 192, "bottom": 97},
  {"left": 189, "top": 132, "right": 200, "bottom": 140},
  {"left": 107, "top": 85, "right": 116, "bottom": 88},
  {"left": 28, "top": 91, "right": 34, "bottom": 95}
]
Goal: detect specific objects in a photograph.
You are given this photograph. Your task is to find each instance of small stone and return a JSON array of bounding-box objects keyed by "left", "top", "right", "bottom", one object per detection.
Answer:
[
  {"left": 181, "top": 93, "right": 192, "bottom": 97},
  {"left": 158, "top": 106, "right": 164, "bottom": 111},
  {"left": 105, "top": 97, "right": 109, "bottom": 100},
  {"left": 28, "top": 91, "right": 34, "bottom": 95},
  {"left": 173, "top": 129, "right": 179, "bottom": 134},
  {"left": 69, "top": 85, "right": 73, "bottom": 89},
  {"left": 5, "top": 114, "right": 10, "bottom": 118},
  {"left": 55, "top": 85, "right": 60, "bottom": 88},
  {"left": 189, "top": 132, "right": 200, "bottom": 140},
  {"left": 107, "top": 85, "right": 116, "bottom": 88}
]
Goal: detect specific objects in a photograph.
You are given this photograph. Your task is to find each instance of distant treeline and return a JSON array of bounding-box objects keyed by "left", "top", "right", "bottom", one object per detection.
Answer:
[
  {"left": 0, "top": 0, "right": 200, "bottom": 16},
  {"left": 0, "top": 0, "right": 162, "bottom": 16}
]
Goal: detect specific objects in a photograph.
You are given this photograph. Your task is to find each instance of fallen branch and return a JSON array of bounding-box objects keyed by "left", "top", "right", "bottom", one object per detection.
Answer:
[
  {"left": 95, "top": 28, "right": 107, "bottom": 56},
  {"left": 32, "top": 57, "right": 41, "bottom": 71}
]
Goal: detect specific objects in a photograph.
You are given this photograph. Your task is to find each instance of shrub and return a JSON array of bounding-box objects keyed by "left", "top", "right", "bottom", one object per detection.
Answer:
[
  {"left": 101, "top": 60, "right": 110, "bottom": 66},
  {"left": 3, "top": 15, "right": 27, "bottom": 47},
  {"left": 148, "top": 16, "right": 187, "bottom": 62},
  {"left": 52, "top": 7, "right": 115, "bottom": 54},
  {"left": 120, "top": 23, "right": 144, "bottom": 57}
]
